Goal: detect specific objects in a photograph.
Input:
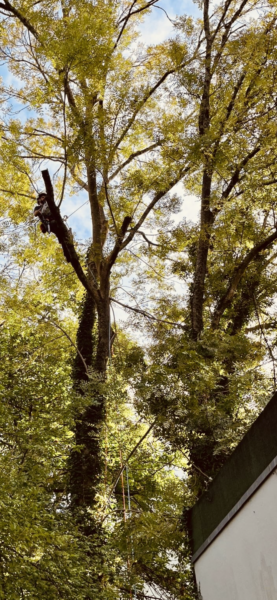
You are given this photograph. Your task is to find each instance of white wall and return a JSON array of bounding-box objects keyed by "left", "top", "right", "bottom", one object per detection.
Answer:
[{"left": 194, "top": 469, "right": 277, "bottom": 600}]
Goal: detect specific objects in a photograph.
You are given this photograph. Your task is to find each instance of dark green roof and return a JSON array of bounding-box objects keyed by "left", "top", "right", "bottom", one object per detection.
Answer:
[{"left": 189, "top": 391, "right": 277, "bottom": 561}]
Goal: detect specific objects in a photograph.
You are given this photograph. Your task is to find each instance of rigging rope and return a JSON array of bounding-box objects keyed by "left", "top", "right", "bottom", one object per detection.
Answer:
[
  {"left": 64, "top": 199, "right": 89, "bottom": 220},
  {"left": 126, "top": 463, "right": 136, "bottom": 599}
]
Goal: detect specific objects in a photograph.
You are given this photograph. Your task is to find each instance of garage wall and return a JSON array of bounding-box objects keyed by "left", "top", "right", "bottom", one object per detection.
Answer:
[{"left": 194, "top": 469, "right": 277, "bottom": 600}]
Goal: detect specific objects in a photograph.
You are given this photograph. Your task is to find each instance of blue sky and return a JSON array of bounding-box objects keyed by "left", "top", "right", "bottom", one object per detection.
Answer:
[{"left": 139, "top": 0, "right": 200, "bottom": 44}]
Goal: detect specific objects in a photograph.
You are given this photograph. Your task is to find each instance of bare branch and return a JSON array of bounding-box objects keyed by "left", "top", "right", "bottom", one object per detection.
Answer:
[
  {"left": 131, "top": 229, "right": 161, "bottom": 246},
  {"left": 110, "top": 296, "right": 184, "bottom": 328},
  {"left": 108, "top": 141, "right": 162, "bottom": 181}
]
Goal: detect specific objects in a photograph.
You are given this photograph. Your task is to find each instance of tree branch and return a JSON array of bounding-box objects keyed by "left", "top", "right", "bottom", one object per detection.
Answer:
[
  {"left": 107, "top": 420, "right": 157, "bottom": 501},
  {"left": 69, "top": 166, "right": 89, "bottom": 191},
  {"left": 212, "top": 0, "right": 250, "bottom": 72},
  {"left": 110, "top": 296, "right": 184, "bottom": 328},
  {"left": 121, "top": 166, "right": 190, "bottom": 250},
  {"left": 108, "top": 141, "right": 162, "bottom": 182},
  {"left": 212, "top": 229, "right": 277, "bottom": 328},
  {"left": 41, "top": 169, "right": 92, "bottom": 294},
  {"left": 112, "top": 46, "right": 202, "bottom": 156},
  {"left": 114, "top": 0, "right": 159, "bottom": 51},
  {"left": 0, "top": 188, "right": 34, "bottom": 199},
  {"left": 131, "top": 229, "right": 161, "bottom": 246},
  {"left": 253, "top": 293, "right": 277, "bottom": 389},
  {"left": 104, "top": 180, "right": 118, "bottom": 236},
  {"left": 48, "top": 320, "right": 89, "bottom": 377},
  {"left": 107, "top": 216, "right": 132, "bottom": 269},
  {"left": 216, "top": 145, "right": 261, "bottom": 210},
  {"left": 2, "top": 0, "right": 39, "bottom": 38},
  {"left": 212, "top": 71, "right": 246, "bottom": 159},
  {"left": 246, "top": 320, "right": 277, "bottom": 333},
  {"left": 113, "top": 0, "right": 137, "bottom": 51},
  {"left": 117, "top": 0, "right": 158, "bottom": 24}
]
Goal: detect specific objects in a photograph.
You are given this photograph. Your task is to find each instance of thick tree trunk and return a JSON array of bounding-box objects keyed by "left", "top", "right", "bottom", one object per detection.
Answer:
[
  {"left": 190, "top": 0, "right": 213, "bottom": 340},
  {"left": 191, "top": 171, "right": 214, "bottom": 340},
  {"left": 69, "top": 268, "right": 111, "bottom": 513},
  {"left": 69, "top": 292, "right": 104, "bottom": 512}
]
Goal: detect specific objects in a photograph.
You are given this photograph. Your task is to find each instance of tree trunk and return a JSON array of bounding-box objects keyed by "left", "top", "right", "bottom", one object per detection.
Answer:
[
  {"left": 95, "top": 269, "right": 111, "bottom": 374},
  {"left": 69, "top": 265, "right": 112, "bottom": 512},
  {"left": 190, "top": 0, "right": 213, "bottom": 340},
  {"left": 69, "top": 292, "right": 103, "bottom": 512},
  {"left": 191, "top": 171, "right": 214, "bottom": 340}
]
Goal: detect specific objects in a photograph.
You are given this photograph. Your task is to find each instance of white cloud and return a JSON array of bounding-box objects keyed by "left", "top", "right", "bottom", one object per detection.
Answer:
[{"left": 139, "top": 0, "right": 200, "bottom": 45}]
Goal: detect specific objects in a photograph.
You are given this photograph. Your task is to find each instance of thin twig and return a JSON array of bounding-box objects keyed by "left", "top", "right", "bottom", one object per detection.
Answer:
[
  {"left": 47, "top": 319, "right": 89, "bottom": 377},
  {"left": 131, "top": 230, "right": 161, "bottom": 247}
]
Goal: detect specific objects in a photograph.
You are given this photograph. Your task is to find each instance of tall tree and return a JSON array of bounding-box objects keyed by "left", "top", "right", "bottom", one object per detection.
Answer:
[
  {"left": 1, "top": 0, "right": 277, "bottom": 597},
  {"left": 0, "top": 0, "right": 196, "bottom": 512},
  {"left": 131, "top": 0, "right": 277, "bottom": 494}
]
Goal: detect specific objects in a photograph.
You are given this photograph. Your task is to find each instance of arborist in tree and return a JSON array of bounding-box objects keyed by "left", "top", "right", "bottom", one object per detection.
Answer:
[
  {"left": 34, "top": 191, "right": 71, "bottom": 262},
  {"left": 34, "top": 191, "right": 51, "bottom": 233}
]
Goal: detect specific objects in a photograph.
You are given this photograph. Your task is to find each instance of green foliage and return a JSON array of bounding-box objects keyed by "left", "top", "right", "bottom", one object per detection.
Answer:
[{"left": 0, "top": 0, "right": 277, "bottom": 598}]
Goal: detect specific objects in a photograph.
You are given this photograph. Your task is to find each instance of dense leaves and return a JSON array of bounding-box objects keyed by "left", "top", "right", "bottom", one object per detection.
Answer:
[{"left": 0, "top": 0, "right": 277, "bottom": 598}]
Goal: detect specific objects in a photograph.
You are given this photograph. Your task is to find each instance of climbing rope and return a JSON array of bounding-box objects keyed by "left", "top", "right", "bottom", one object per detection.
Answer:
[
  {"left": 63, "top": 199, "right": 89, "bottom": 221},
  {"left": 126, "top": 464, "right": 136, "bottom": 599}
]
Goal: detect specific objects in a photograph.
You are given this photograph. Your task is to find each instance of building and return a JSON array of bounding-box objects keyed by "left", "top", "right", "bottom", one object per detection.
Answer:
[{"left": 189, "top": 391, "right": 277, "bottom": 600}]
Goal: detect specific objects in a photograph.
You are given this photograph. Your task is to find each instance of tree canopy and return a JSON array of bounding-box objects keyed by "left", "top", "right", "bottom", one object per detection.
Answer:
[{"left": 0, "top": 0, "right": 277, "bottom": 597}]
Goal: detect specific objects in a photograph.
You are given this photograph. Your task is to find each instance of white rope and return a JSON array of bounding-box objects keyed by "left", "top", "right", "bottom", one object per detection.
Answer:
[
  {"left": 126, "top": 464, "right": 136, "bottom": 599},
  {"left": 64, "top": 199, "right": 89, "bottom": 220}
]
